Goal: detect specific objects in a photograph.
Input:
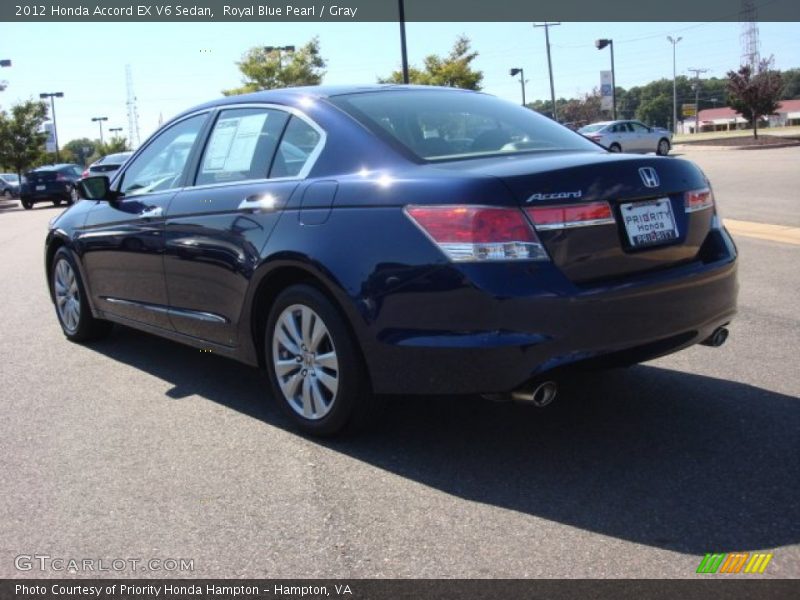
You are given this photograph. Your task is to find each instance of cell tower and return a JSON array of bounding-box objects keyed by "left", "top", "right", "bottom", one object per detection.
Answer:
[
  {"left": 740, "top": 0, "right": 760, "bottom": 71},
  {"left": 125, "top": 65, "right": 141, "bottom": 149}
]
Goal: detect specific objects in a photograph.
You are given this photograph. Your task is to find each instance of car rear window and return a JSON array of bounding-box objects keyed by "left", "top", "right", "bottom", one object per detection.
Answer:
[{"left": 329, "top": 89, "right": 599, "bottom": 161}]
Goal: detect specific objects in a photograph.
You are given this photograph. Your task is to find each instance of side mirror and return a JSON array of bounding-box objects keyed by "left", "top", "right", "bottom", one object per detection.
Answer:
[{"left": 77, "top": 175, "right": 112, "bottom": 201}]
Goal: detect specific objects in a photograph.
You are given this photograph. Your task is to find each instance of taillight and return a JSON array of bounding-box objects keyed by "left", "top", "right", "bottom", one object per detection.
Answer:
[
  {"left": 525, "top": 201, "right": 615, "bottom": 230},
  {"left": 684, "top": 188, "right": 714, "bottom": 213},
  {"left": 82, "top": 169, "right": 89, "bottom": 178},
  {"left": 405, "top": 205, "right": 549, "bottom": 262},
  {"left": 56, "top": 173, "right": 68, "bottom": 181}
]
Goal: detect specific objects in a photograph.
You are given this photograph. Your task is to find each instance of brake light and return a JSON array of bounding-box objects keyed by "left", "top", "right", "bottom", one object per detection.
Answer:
[
  {"left": 56, "top": 173, "right": 68, "bottom": 181},
  {"left": 405, "top": 205, "right": 549, "bottom": 262},
  {"left": 82, "top": 169, "right": 89, "bottom": 178},
  {"left": 526, "top": 201, "right": 614, "bottom": 230},
  {"left": 684, "top": 188, "right": 714, "bottom": 213}
]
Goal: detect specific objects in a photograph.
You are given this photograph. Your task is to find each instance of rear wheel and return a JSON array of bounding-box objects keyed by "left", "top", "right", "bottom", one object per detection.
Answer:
[
  {"left": 21, "top": 198, "right": 33, "bottom": 209},
  {"left": 68, "top": 186, "right": 79, "bottom": 205},
  {"left": 53, "top": 199, "right": 63, "bottom": 207},
  {"left": 609, "top": 143, "right": 622, "bottom": 152},
  {"left": 265, "top": 284, "right": 377, "bottom": 436},
  {"left": 656, "top": 138, "right": 670, "bottom": 156},
  {"left": 51, "top": 248, "right": 112, "bottom": 342}
]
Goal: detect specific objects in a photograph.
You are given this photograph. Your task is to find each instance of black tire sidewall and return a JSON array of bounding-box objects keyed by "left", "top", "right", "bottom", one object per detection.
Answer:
[
  {"left": 658, "top": 139, "right": 670, "bottom": 155},
  {"left": 52, "top": 248, "right": 99, "bottom": 342},
  {"left": 264, "top": 284, "right": 366, "bottom": 436},
  {"left": 610, "top": 143, "right": 621, "bottom": 152}
]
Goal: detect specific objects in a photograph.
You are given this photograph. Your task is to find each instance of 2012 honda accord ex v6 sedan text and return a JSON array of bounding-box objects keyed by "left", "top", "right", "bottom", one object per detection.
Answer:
[{"left": 45, "top": 86, "right": 738, "bottom": 435}]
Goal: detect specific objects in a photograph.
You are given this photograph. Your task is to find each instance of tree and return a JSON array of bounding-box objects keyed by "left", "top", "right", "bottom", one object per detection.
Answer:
[
  {"left": 62, "top": 138, "right": 97, "bottom": 166},
  {"left": 223, "top": 37, "right": 326, "bottom": 96},
  {"left": 559, "top": 90, "right": 603, "bottom": 127},
  {"left": 727, "top": 58, "right": 783, "bottom": 138},
  {"left": 379, "top": 36, "right": 483, "bottom": 90},
  {"left": 0, "top": 100, "right": 48, "bottom": 178},
  {"left": 780, "top": 68, "right": 800, "bottom": 99}
]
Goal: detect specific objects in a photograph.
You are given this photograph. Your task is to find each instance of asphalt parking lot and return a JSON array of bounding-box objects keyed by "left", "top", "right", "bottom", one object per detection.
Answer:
[{"left": 1, "top": 147, "right": 798, "bottom": 578}]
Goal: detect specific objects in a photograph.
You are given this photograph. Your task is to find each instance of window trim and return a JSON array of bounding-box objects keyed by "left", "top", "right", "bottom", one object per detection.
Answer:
[
  {"left": 114, "top": 110, "right": 213, "bottom": 199},
  {"left": 186, "top": 102, "right": 327, "bottom": 193}
]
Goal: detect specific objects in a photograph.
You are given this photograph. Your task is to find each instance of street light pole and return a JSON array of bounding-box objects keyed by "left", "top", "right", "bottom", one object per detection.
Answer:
[
  {"left": 92, "top": 116, "right": 108, "bottom": 145},
  {"left": 39, "top": 92, "right": 64, "bottom": 162},
  {"left": 534, "top": 22, "right": 560, "bottom": 121},
  {"left": 510, "top": 68, "right": 526, "bottom": 106},
  {"left": 398, "top": 0, "right": 409, "bottom": 84},
  {"left": 667, "top": 36, "right": 682, "bottom": 135},
  {"left": 595, "top": 39, "right": 616, "bottom": 120}
]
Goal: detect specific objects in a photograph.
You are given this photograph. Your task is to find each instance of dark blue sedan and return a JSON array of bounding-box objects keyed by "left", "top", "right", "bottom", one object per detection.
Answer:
[{"left": 45, "top": 85, "right": 737, "bottom": 435}]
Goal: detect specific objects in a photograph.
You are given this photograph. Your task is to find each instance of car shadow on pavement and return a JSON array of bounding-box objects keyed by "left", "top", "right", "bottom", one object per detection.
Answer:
[{"left": 87, "top": 325, "right": 799, "bottom": 556}]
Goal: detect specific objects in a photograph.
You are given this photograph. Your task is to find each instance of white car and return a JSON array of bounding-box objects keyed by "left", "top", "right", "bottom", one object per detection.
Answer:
[
  {"left": 578, "top": 120, "right": 672, "bottom": 155},
  {"left": 82, "top": 152, "right": 133, "bottom": 181}
]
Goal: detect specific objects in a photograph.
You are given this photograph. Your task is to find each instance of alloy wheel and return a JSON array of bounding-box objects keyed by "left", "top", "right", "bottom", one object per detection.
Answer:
[
  {"left": 272, "top": 304, "right": 340, "bottom": 420},
  {"left": 54, "top": 258, "right": 81, "bottom": 333}
]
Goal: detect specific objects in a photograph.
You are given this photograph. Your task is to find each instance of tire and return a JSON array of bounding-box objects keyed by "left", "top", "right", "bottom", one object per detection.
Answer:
[
  {"left": 2, "top": 189, "right": 11, "bottom": 199},
  {"left": 656, "top": 138, "right": 670, "bottom": 156},
  {"left": 264, "top": 284, "right": 377, "bottom": 436},
  {"left": 609, "top": 143, "right": 622, "bottom": 153},
  {"left": 51, "top": 247, "right": 113, "bottom": 342},
  {"left": 68, "top": 186, "right": 79, "bottom": 205},
  {"left": 21, "top": 198, "right": 33, "bottom": 209},
  {"left": 53, "top": 199, "right": 63, "bottom": 207}
]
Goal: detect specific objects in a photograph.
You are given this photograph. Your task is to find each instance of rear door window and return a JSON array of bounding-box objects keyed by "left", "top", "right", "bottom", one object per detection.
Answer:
[{"left": 270, "top": 117, "right": 323, "bottom": 178}]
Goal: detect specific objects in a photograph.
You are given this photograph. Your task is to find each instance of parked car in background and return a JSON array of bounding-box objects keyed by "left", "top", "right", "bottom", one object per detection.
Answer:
[
  {"left": 45, "top": 85, "right": 736, "bottom": 436},
  {"left": 0, "top": 173, "right": 20, "bottom": 198},
  {"left": 82, "top": 151, "right": 133, "bottom": 181},
  {"left": 19, "top": 164, "right": 83, "bottom": 209},
  {"left": 579, "top": 120, "right": 673, "bottom": 155}
]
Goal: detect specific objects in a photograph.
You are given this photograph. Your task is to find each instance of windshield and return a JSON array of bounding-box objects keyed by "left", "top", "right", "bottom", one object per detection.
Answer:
[
  {"left": 578, "top": 123, "right": 608, "bottom": 133},
  {"left": 330, "top": 89, "right": 599, "bottom": 161}
]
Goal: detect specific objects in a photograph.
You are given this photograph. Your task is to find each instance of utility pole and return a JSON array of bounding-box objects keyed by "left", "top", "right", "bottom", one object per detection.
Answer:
[
  {"left": 688, "top": 67, "right": 709, "bottom": 134},
  {"left": 398, "top": 0, "right": 409, "bottom": 84},
  {"left": 534, "top": 22, "right": 560, "bottom": 121},
  {"left": 667, "top": 36, "right": 682, "bottom": 135}
]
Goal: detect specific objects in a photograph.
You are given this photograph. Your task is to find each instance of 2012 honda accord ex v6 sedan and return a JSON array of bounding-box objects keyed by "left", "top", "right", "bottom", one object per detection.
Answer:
[{"left": 45, "top": 85, "right": 738, "bottom": 435}]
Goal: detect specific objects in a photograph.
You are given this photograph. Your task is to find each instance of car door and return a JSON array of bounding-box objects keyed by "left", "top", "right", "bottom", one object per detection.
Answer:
[
  {"left": 79, "top": 112, "right": 209, "bottom": 328},
  {"left": 163, "top": 106, "right": 325, "bottom": 346},
  {"left": 629, "top": 121, "right": 655, "bottom": 153}
]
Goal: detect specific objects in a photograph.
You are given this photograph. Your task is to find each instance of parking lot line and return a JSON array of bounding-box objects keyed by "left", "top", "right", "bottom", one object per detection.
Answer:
[{"left": 724, "top": 219, "right": 800, "bottom": 246}]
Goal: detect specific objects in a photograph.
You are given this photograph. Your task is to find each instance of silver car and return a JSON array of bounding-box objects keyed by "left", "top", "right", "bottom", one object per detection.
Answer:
[
  {"left": 578, "top": 120, "right": 672, "bottom": 155},
  {"left": 82, "top": 151, "right": 134, "bottom": 181}
]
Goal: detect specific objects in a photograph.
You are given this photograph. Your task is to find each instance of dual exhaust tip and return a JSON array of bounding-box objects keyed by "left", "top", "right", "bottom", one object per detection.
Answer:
[{"left": 490, "top": 327, "right": 730, "bottom": 407}]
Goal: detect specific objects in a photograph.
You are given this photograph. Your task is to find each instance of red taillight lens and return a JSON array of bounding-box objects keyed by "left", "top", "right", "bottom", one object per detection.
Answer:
[
  {"left": 406, "top": 206, "right": 549, "bottom": 262},
  {"left": 82, "top": 169, "right": 89, "bottom": 178},
  {"left": 684, "top": 188, "right": 714, "bottom": 213},
  {"left": 56, "top": 173, "right": 68, "bottom": 181},
  {"left": 526, "top": 201, "right": 614, "bottom": 230}
]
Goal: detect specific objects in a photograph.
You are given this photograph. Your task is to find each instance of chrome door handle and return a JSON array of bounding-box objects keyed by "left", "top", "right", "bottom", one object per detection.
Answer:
[
  {"left": 140, "top": 206, "right": 163, "bottom": 218},
  {"left": 238, "top": 194, "right": 277, "bottom": 213}
]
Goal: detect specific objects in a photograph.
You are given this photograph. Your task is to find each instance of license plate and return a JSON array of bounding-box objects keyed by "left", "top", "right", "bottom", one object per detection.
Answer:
[
  {"left": 620, "top": 197, "right": 678, "bottom": 247},
  {"left": 36, "top": 185, "right": 46, "bottom": 191}
]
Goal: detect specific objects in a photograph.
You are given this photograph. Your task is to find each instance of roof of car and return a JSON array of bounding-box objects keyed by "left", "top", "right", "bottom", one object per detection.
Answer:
[{"left": 174, "top": 84, "right": 476, "bottom": 120}]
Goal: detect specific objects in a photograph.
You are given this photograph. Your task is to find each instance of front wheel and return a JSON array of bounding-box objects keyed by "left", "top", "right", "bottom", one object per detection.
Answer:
[
  {"left": 656, "top": 138, "right": 671, "bottom": 156},
  {"left": 609, "top": 143, "right": 622, "bottom": 153},
  {"left": 51, "top": 248, "right": 113, "bottom": 342},
  {"left": 265, "top": 284, "right": 377, "bottom": 436}
]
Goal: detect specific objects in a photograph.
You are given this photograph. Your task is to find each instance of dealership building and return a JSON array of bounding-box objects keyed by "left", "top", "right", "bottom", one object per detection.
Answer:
[{"left": 680, "top": 99, "right": 800, "bottom": 133}]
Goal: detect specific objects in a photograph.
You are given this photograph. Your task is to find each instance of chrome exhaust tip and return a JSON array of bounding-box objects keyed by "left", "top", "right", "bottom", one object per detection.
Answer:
[
  {"left": 511, "top": 380, "right": 558, "bottom": 408},
  {"left": 701, "top": 327, "right": 729, "bottom": 347}
]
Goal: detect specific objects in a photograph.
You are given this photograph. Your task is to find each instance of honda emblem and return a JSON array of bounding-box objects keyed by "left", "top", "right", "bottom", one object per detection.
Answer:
[{"left": 639, "top": 167, "right": 660, "bottom": 188}]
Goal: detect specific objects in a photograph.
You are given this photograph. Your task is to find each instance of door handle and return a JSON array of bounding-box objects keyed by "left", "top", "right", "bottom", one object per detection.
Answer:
[
  {"left": 238, "top": 194, "right": 278, "bottom": 213},
  {"left": 139, "top": 206, "right": 163, "bottom": 219}
]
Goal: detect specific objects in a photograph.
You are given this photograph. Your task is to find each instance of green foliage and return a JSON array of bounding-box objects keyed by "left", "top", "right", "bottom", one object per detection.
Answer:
[
  {"left": 223, "top": 37, "right": 326, "bottom": 96},
  {"left": 62, "top": 138, "right": 97, "bottom": 166},
  {"left": 379, "top": 36, "right": 483, "bottom": 90},
  {"left": 0, "top": 100, "right": 49, "bottom": 178},
  {"left": 780, "top": 68, "right": 800, "bottom": 99},
  {"left": 727, "top": 58, "right": 783, "bottom": 138},
  {"left": 559, "top": 89, "right": 603, "bottom": 127}
]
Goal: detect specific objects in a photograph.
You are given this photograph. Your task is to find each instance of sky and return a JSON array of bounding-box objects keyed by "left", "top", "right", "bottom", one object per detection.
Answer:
[{"left": 1, "top": 21, "right": 798, "bottom": 145}]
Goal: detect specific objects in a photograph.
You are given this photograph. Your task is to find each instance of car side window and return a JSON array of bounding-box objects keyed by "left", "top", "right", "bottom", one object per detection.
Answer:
[
  {"left": 119, "top": 114, "right": 207, "bottom": 197},
  {"left": 195, "top": 108, "right": 289, "bottom": 186},
  {"left": 630, "top": 122, "right": 649, "bottom": 133},
  {"left": 270, "top": 116, "right": 322, "bottom": 179}
]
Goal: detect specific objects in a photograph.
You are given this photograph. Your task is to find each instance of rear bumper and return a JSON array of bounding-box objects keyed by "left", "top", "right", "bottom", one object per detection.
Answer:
[
  {"left": 364, "top": 226, "right": 738, "bottom": 395},
  {"left": 20, "top": 187, "right": 71, "bottom": 203}
]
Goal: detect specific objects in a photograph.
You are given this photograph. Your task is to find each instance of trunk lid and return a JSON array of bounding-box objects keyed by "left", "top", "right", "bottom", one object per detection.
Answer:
[{"left": 432, "top": 151, "right": 714, "bottom": 283}]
